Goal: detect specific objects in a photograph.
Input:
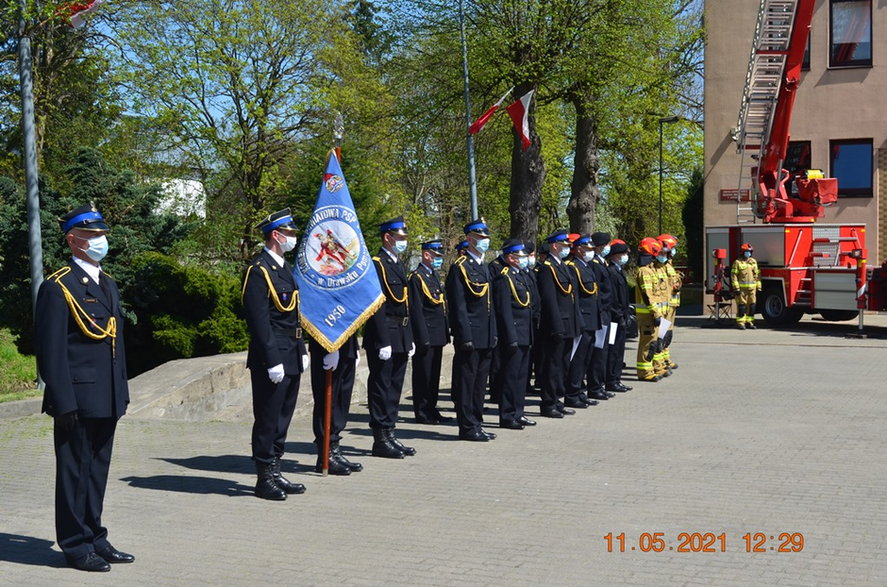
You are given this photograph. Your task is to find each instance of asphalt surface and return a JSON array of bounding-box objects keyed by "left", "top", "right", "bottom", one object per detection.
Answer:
[{"left": 2, "top": 313, "right": 887, "bottom": 585}]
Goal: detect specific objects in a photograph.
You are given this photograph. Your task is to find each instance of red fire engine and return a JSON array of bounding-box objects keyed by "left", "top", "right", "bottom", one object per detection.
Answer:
[{"left": 706, "top": 0, "right": 887, "bottom": 325}]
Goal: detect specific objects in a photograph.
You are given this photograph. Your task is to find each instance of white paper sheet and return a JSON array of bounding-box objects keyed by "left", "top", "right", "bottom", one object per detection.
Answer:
[
  {"left": 569, "top": 336, "right": 581, "bottom": 361},
  {"left": 594, "top": 325, "right": 607, "bottom": 349},
  {"left": 658, "top": 317, "right": 672, "bottom": 339},
  {"left": 608, "top": 321, "right": 618, "bottom": 345}
]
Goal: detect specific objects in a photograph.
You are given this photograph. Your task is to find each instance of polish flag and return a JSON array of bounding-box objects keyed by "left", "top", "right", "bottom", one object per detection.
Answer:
[
  {"left": 67, "top": 0, "right": 105, "bottom": 28},
  {"left": 506, "top": 90, "right": 534, "bottom": 151},
  {"left": 467, "top": 87, "right": 513, "bottom": 135}
]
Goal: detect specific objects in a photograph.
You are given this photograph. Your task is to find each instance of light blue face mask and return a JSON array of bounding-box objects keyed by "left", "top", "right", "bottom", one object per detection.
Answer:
[
  {"left": 431, "top": 257, "right": 443, "bottom": 269},
  {"left": 475, "top": 237, "right": 490, "bottom": 253},
  {"left": 394, "top": 239, "right": 408, "bottom": 254},
  {"left": 558, "top": 245, "right": 570, "bottom": 259},
  {"left": 527, "top": 256, "right": 536, "bottom": 269},
  {"left": 600, "top": 245, "right": 611, "bottom": 257},
  {"left": 617, "top": 254, "right": 629, "bottom": 266},
  {"left": 670, "top": 247, "right": 678, "bottom": 257},
  {"left": 81, "top": 235, "right": 109, "bottom": 262},
  {"left": 656, "top": 254, "right": 668, "bottom": 263},
  {"left": 518, "top": 256, "right": 529, "bottom": 270},
  {"left": 744, "top": 251, "right": 752, "bottom": 258}
]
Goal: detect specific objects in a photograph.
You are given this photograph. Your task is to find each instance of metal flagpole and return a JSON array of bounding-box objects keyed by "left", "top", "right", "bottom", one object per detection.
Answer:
[
  {"left": 458, "top": 0, "right": 478, "bottom": 220},
  {"left": 18, "top": 1, "right": 44, "bottom": 320}
]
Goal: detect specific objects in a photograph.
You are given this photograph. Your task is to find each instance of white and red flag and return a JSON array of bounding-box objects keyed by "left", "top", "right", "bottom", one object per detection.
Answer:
[
  {"left": 506, "top": 89, "right": 535, "bottom": 150},
  {"left": 467, "top": 87, "right": 513, "bottom": 135},
  {"left": 66, "top": 0, "right": 106, "bottom": 28}
]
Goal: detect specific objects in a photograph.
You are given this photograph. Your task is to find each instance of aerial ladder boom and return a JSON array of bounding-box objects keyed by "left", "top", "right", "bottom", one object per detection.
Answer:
[{"left": 733, "top": 0, "right": 837, "bottom": 224}]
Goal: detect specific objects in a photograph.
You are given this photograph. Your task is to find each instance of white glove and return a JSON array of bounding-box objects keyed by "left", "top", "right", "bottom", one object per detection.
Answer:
[
  {"left": 378, "top": 345, "right": 392, "bottom": 361},
  {"left": 355, "top": 350, "right": 361, "bottom": 369},
  {"left": 408, "top": 342, "right": 416, "bottom": 358},
  {"left": 302, "top": 354, "right": 309, "bottom": 371},
  {"left": 267, "top": 363, "right": 285, "bottom": 384},
  {"left": 323, "top": 350, "right": 340, "bottom": 371}
]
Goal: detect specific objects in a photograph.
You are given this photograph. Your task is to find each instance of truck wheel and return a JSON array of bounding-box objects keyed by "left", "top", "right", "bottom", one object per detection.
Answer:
[
  {"left": 760, "top": 286, "right": 803, "bottom": 326},
  {"left": 819, "top": 309, "right": 859, "bottom": 322}
]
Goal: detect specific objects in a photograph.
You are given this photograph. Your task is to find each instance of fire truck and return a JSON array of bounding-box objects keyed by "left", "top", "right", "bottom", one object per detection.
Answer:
[{"left": 706, "top": 0, "right": 887, "bottom": 326}]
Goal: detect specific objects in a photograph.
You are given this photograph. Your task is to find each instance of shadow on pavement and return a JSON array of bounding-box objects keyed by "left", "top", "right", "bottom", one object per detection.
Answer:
[
  {"left": 0, "top": 533, "right": 65, "bottom": 568},
  {"left": 121, "top": 474, "right": 254, "bottom": 497}
]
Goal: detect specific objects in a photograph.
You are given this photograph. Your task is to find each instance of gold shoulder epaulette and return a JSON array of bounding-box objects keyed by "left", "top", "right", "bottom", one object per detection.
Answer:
[
  {"left": 454, "top": 256, "right": 467, "bottom": 265},
  {"left": 47, "top": 266, "right": 70, "bottom": 281},
  {"left": 500, "top": 266, "right": 510, "bottom": 275}
]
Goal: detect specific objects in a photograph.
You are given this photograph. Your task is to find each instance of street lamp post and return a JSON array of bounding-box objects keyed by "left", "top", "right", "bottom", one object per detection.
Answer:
[{"left": 658, "top": 115, "right": 680, "bottom": 235}]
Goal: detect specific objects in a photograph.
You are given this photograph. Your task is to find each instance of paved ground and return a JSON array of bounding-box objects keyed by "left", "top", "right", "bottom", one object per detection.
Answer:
[{"left": 2, "top": 313, "right": 887, "bottom": 586}]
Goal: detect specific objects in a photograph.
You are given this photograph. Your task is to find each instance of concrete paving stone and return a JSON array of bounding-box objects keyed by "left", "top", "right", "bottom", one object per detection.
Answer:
[{"left": 2, "top": 314, "right": 887, "bottom": 584}]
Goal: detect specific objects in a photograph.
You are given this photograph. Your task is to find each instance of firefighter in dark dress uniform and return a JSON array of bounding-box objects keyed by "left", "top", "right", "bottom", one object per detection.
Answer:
[
  {"left": 35, "top": 203, "right": 135, "bottom": 572},
  {"left": 604, "top": 240, "right": 633, "bottom": 392},
  {"left": 587, "top": 232, "right": 615, "bottom": 401},
  {"left": 492, "top": 239, "right": 536, "bottom": 429},
  {"left": 308, "top": 334, "right": 363, "bottom": 475},
  {"left": 445, "top": 219, "right": 498, "bottom": 441},
  {"left": 364, "top": 216, "right": 416, "bottom": 458},
  {"left": 242, "top": 208, "right": 309, "bottom": 501},
  {"left": 409, "top": 239, "right": 452, "bottom": 425},
  {"left": 536, "top": 229, "right": 582, "bottom": 418},
  {"left": 565, "top": 234, "right": 602, "bottom": 407}
]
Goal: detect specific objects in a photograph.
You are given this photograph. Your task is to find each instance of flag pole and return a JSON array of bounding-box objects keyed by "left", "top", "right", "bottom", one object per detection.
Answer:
[
  {"left": 458, "top": 0, "right": 478, "bottom": 220},
  {"left": 17, "top": 0, "right": 44, "bottom": 343},
  {"left": 322, "top": 369, "right": 332, "bottom": 476}
]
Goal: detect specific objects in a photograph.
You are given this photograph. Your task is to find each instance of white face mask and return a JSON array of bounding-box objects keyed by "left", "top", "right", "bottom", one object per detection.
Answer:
[
  {"left": 79, "top": 234, "right": 109, "bottom": 262},
  {"left": 393, "top": 239, "right": 408, "bottom": 254},
  {"left": 583, "top": 251, "right": 594, "bottom": 262},
  {"left": 557, "top": 245, "right": 570, "bottom": 259},
  {"left": 278, "top": 234, "right": 298, "bottom": 253},
  {"left": 618, "top": 254, "right": 629, "bottom": 266},
  {"left": 527, "top": 255, "right": 536, "bottom": 269},
  {"left": 600, "top": 245, "right": 611, "bottom": 257}
]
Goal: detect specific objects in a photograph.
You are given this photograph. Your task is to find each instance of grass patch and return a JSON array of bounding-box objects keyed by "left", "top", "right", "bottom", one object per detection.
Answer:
[{"left": 0, "top": 328, "right": 39, "bottom": 403}]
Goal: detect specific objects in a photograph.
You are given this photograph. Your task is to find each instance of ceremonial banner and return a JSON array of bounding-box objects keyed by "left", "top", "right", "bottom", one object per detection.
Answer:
[{"left": 294, "top": 152, "right": 384, "bottom": 352}]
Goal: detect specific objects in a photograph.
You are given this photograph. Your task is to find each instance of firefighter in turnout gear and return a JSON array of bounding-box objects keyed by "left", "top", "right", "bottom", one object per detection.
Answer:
[
  {"left": 656, "top": 234, "right": 682, "bottom": 371},
  {"left": 731, "top": 243, "right": 761, "bottom": 329},
  {"left": 635, "top": 238, "right": 668, "bottom": 382}
]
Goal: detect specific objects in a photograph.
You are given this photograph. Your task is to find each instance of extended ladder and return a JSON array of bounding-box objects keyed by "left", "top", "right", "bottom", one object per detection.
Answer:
[{"left": 733, "top": 0, "right": 799, "bottom": 224}]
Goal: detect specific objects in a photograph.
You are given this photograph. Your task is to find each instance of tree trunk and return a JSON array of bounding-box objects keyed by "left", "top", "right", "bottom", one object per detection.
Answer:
[
  {"left": 509, "top": 85, "right": 545, "bottom": 245},
  {"left": 567, "top": 98, "right": 600, "bottom": 234}
]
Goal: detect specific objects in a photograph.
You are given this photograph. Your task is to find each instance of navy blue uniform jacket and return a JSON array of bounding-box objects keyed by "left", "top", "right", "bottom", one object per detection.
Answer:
[{"left": 35, "top": 261, "right": 129, "bottom": 419}]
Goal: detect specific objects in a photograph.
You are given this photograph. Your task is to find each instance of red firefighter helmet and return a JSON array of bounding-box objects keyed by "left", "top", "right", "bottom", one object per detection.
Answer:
[
  {"left": 638, "top": 237, "right": 662, "bottom": 257},
  {"left": 740, "top": 242, "right": 754, "bottom": 252},
  {"left": 657, "top": 233, "right": 678, "bottom": 250}
]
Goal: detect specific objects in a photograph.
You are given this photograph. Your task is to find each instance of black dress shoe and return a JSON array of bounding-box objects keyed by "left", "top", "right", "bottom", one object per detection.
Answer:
[
  {"left": 69, "top": 552, "right": 111, "bottom": 572},
  {"left": 540, "top": 407, "right": 564, "bottom": 419},
  {"left": 272, "top": 458, "right": 307, "bottom": 494},
  {"left": 371, "top": 439, "right": 405, "bottom": 459},
  {"left": 96, "top": 545, "right": 135, "bottom": 564},
  {"left": 556, "top": 405, "right": 576, "bottom": 416},
  {"left": 385, "top": 429, "right": 416, "bottom": 456},
  {"left": 564, "top": 397, "right": 588, "bottom": 409},
  {"left": 331, "top": 445, "right": 363, "bottom": 472},
  {"left": 255, "top": 463, "right": 287, "bottom": 500},
  {"left": 499, "top": 420, "right": 524, "bottom": 430},
  {"left": 481, "top": 429, "right": 497, "bottom": 440},
  {"left": 459, "top": 430, "right": 490, "bottom": 441},
  {"left": 518, "top": 416, "right": 537, "bottom": 426},
  {"left": 588, "top": 390, "right": 609, "bottom": 401},
  {"left": 315, "top": 455, "right": 351, "bottom": 476}
]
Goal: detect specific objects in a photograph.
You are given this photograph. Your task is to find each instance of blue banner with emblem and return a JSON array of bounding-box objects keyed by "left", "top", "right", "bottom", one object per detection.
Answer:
[{"left": 294, "top": 152, "right": 384, "bottom": 352}]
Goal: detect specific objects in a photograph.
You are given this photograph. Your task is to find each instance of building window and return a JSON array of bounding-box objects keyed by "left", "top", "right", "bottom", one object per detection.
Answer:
[
  {"left": 830, "top": 139, "right": 873, "bottom": 197},
  {"left": 829, "top": 0, "right": 872, "bottom": 67}
]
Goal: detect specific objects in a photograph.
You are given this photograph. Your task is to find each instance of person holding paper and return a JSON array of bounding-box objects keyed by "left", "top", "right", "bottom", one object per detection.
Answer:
[
  {"left": 651, "top": 244, "right": 673, "bottom": 378},
  {"left": 657, "top": 234, "right": 682, "bottom": 372},
  {"left": 605, "top": 240, "right": 634, "bottom": 392},
  {"left": 536, "top": 229, "right": 582, "bottom": 418},
  {"left": 634, "top": 238, "right": 669, "bottom": 382},
  {"left": 565, "top": 235, "right": 604, "bottom": 406},
  {"left": 587, "top": 232, "right": 615, "bottom": 398}
]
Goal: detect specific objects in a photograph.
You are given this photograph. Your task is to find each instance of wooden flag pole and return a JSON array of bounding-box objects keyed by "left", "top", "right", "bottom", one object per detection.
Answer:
[{"left": 322, "top": 369, "right": 333, "bottom": 476}]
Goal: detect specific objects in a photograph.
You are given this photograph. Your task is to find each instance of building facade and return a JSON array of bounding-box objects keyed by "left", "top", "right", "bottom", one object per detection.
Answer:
[{"left": 704, "top": 0, "right": 887, "bottom": 264}]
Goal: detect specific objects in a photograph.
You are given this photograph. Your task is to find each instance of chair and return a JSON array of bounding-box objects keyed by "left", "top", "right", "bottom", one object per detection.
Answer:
[{"left": 707, "top": 300, "right": 732, "bottom": 322}]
